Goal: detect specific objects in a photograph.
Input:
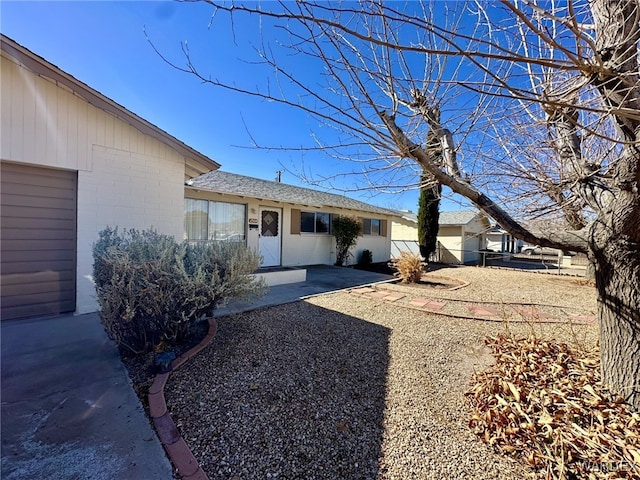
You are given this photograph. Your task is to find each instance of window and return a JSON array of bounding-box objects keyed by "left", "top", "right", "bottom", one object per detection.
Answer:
[
  {"left": 301, "top": 211, "right": 331, "bottom": 234},
  {"left": 362, "top": 218, "right": 381, "bottom": 236},
  {"left": 184, "top": 199, "right": 246, "bottom": 243}
]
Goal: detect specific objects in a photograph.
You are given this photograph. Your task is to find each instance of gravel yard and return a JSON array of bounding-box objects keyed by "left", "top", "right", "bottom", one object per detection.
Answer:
[{"left": 164, "top": 266, "right": 598, "bottom": 479}]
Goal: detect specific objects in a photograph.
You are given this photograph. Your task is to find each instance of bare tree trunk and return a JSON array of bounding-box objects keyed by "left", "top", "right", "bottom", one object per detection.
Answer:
[
  {"left": 588, "top": 0, "right": 640, "bottom": 411},
  {"left": 593, "top": 240, "right": 640, "bottom": 409}
]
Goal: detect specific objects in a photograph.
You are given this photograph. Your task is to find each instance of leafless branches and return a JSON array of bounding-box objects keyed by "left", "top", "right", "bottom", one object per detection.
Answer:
[{"left": 163, "top": 0, "right": 639, "bottom": 252}]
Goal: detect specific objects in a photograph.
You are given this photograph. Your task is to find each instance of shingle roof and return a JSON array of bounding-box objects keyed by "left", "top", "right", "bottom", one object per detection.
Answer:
[
  {"left": 393, "top": 210, "right": 418, "bottom": 223},
  {"left": 392, "top": 209, "right": 484, "bottom": 226},
  {"left": 189, "top": 170, "right": 398, "bottom": 216},
  {"left": 439, "top": 210, "right": 484, "bottom": 226}
]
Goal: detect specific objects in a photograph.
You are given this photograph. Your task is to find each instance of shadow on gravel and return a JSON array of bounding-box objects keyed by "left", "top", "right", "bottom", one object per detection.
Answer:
[{"left": 165, "top": 301, "right": 390, "bottom": 479}]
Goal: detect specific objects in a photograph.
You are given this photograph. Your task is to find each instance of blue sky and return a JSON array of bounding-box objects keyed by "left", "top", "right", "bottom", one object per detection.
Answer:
[{"left": 2, "top": 1, "right": 472, "bottom": 212}]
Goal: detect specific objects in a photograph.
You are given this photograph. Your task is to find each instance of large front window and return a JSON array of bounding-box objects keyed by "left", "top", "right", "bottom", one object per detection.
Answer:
[{"left": 184, "top": 199, "right": 246, "bottom": 243}]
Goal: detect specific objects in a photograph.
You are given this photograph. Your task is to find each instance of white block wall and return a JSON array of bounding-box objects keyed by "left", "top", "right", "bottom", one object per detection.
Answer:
[{"left": 2, "top": 53, "right": 188, "bottom": 314}]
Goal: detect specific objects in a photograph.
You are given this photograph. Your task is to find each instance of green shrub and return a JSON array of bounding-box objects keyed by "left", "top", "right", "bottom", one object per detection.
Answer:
[
  {"left": 332, "top": 216, "right": 361, "bottom": 266},
  {"left": 359, "top": 249, "right": 373, "bottom": 267},
  {"left": 92, "top": 227, "right": 265, "bottom": 354}
]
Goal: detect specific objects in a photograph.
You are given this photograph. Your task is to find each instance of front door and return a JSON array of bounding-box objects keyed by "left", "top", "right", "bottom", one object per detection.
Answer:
[{"left": 259, "top": 208, "right": 282, "bottom": 267}]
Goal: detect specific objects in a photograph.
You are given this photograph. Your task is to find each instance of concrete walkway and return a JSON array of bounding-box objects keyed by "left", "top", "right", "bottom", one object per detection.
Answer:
[
  {"left": 1, "top": 313, "right": 173, "bottom": 480},
  {"left": 216, "top": 264, "right": 395, "bottom": 316}
]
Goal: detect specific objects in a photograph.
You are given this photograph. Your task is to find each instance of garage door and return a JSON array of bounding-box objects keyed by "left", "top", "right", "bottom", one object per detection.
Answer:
[
  {"left": 463, "top": 233, "right": 480, "bottom": 265},
  {"left": 1, "top": 162, "right": 77, "bottom": 320}
]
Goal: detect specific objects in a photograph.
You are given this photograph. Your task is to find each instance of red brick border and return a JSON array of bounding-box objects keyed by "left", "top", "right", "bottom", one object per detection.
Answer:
[
  {"left": 350, "top": 287, "right": 596, "bottom": 325},
  {"left": 148, "top": 318, "right": 217, "bottom": 480}
]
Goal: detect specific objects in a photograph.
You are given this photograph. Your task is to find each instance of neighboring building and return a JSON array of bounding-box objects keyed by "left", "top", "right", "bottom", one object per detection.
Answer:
[
  {"left": 186, "top": 170, "right": 396, "bottom": 268},
  {"left": 485, "top": 225, "right": 522, "bottom": 253},
  {"left": 436, "top": 211, "right": 491, "bottom": 264},
  {"left": 391, "top": 209, "right": 491, "bottom": 264},
  {"left": 1, "top": 35, "right": 396, "bottom": 321},
  {"left": 390, "top": 210, "right": 422, "bottom": 257}
]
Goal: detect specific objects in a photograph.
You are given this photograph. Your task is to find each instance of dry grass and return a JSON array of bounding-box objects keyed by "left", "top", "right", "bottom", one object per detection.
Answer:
[{"left": 391, "top": 252, "right": 424, "bottom": 283}]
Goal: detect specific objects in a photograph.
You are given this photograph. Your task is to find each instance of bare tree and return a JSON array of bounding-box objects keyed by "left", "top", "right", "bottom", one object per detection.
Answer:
[{"left": 162, "top": 0, "right": 640, "bottom": 409}]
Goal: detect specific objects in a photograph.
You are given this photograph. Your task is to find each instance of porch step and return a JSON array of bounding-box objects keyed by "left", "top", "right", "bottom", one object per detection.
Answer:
[{"left": 251, "top": 267, "right": 307, "bottom": 286}]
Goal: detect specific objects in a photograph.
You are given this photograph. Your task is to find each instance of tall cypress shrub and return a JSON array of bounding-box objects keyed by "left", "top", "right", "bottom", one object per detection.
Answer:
[{"left": 417, "top": 174, "right": 441, "bottom": 260}]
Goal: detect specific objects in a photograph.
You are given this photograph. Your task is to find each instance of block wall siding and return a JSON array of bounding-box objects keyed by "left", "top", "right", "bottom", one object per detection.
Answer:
[
  {"left": 391, "top": 219, "right": 418, "bottom": 241},
  {"left": 436, "top": 226, "right": 465, "bottom": 264},
  {"left": 2, "top": 53, "right": 187, "bottom": 314}
]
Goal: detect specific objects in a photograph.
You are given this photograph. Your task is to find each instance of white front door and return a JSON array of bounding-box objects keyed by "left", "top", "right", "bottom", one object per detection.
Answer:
[{"left": 259, "top": 208, "right": 282, "bottom": 267}]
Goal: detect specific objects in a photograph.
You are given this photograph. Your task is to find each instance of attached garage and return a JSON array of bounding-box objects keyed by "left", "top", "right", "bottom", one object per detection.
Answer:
[
  {"left": 1, "top": 35, "right": 218, "bottom": 318},
  {"left": 1, "top": 162, "right": 77, "bottom": 320}
]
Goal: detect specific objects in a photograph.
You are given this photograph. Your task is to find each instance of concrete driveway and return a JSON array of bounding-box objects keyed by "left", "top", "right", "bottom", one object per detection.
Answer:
[{"left": 1, "top": 313, "right": 173, "bottom": 480}]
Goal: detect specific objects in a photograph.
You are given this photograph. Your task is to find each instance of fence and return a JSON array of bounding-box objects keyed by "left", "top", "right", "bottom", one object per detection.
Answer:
[
  {"left": 391, "top": 240, "right": 476, "bottom": 264},
  {"left": 391, "top": 240, "right": 421, "bottom": 258},
  {"left": 391, "top": 239, "right": 586, "bottom": 274},
  {"left": 571, "top": 253, "right": 590, "bottom": 266}
]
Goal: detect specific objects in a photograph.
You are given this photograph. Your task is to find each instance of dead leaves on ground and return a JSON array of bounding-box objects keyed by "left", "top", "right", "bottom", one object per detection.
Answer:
[{"left": 466, "top": 335, "right": 640, "bottom": 479}]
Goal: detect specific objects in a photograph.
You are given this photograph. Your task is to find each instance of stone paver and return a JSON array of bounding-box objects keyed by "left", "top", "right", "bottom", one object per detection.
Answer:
[
  {"left": 516, "top": 306, "right": 555, "bottom": 319},
  {"left": 424, "top": 301, "right": 446, "bottom": 310},
  {"left": 570, "top": 314, "right": 597, "bottom": 323},
  {"left": 351, "top": 287, "right": 376, "bottom": 295},
  {"left": 369, "top": 291, "right": 392, "bottom": 299},
  {"left": 350, "top": 285, "right": 595, "bottom": 326},
  {"left": 467, "top": 305, "right": 502, "bottom": 317},
  {"left": 409, "top": 298, "right": 431, "bottom": 307},
  {"left": 383, "top": 292, "right": 406, "bottom": 302}
]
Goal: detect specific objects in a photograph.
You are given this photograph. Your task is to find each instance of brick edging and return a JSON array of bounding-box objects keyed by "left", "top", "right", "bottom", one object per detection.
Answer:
[
  {"left": 349, "top": 288, "right": 596, "bottom": 325},
  {"left": 148, "top": 318, "right": 217, "bottom": 480}
]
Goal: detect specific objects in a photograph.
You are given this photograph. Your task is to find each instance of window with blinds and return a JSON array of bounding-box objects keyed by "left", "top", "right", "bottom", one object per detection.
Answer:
[{"left": 184, "top": 199, "right": 247, "bottom": 243}]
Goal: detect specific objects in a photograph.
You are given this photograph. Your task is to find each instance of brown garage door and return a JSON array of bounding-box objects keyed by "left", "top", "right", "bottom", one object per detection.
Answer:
[{"left": 1, "top": 162, "right": 77, "bottom": 320}]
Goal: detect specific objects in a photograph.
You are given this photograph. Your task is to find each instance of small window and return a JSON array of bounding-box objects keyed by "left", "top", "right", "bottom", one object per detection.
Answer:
[
  {"left": 301, "top": 211, "right": 331, "bottom": 234},
  {"left": 362, "top": 218, "right": 381, "bottom": 236},
  {"left": 316, "top": 212, "right": 330, "bottom": 233},
  {"left": 301, "top": 212, "right": 316, "bottom": 233}
]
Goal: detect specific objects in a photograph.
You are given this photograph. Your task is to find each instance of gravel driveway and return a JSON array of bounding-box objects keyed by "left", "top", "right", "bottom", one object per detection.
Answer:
[{"left": 165, "top": 267, "right": 598, "bottom": 479}]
